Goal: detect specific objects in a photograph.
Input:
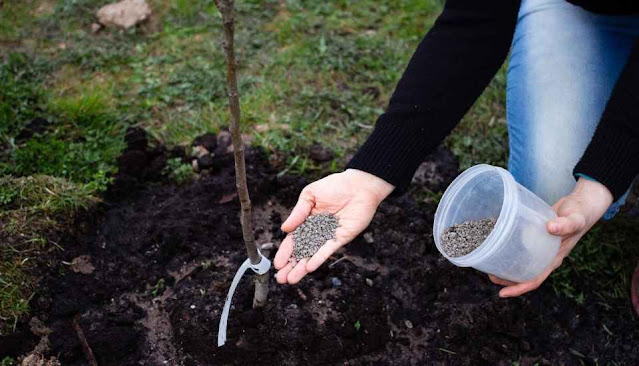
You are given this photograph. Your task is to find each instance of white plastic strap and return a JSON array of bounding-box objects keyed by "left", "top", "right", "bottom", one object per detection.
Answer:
[{"left": 217, "top": 250, "right": 271, "bottom": 347}]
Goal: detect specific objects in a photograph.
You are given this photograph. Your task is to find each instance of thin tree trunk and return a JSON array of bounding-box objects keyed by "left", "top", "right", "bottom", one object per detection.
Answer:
[{"left": 214, "top": 0, "right": 269, "bottom": 308}]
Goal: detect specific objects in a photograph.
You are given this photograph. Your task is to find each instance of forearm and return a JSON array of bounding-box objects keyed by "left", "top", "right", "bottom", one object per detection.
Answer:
[
  {"left": 574, "top": 38, "right": 639, "bottom": 201},
  {"left": 348, "top": 0, "right": 521, "bottom": 194}
]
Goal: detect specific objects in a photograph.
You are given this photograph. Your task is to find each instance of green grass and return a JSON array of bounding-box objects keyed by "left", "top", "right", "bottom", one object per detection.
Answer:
[
  {"left": 550, "top": 216, "right": 639, "bottom": 303},
  {"left": 0, "top": 25, "right": 128, "bottom": 332},
  {"left": 164, "top": 157, "right": 194, "bottom": 184},
  {"left": 0, "top": 175, "right": 98, "bottom": 334},
  {"left": 0, "top": 0, "right": 636, "bottom": 334}
]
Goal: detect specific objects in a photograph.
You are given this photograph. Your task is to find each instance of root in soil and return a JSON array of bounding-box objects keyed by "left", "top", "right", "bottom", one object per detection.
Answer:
[
  {"left": 441, "top": 218, "right": 497, "bottom": 257},
  {"left": 293, "top": 213, "right": 339, "bottom": 260}
]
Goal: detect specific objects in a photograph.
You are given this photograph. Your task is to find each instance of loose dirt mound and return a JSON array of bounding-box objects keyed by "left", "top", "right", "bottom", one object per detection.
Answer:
[{"left": 1, "top": 131, "right": 638, "bottom": 365}]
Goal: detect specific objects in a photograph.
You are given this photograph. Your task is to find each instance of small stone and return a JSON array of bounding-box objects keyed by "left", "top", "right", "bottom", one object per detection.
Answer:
[
  {"left": 405, "top": 320, "right": 413, "bottom": 329},
  {"left": 363, "top": 232, "right": 374, "bottom": 244},
  {"left": 365, "top": 278, "right": 373, "bottom": 287},
  {"left": 97, "top": 0, "right": 151, "bottom": 29},
  {"left": 191, "top": 159, "right": 199, "bottom": 172},
  {"left": 70, "top": 255, "right": 95, "bottom": 274},
  {"left": 331, "top": 277, "right": 342, "bottom": 287},
  {"left": 190, "top": 305, "right": 196, "bottom": 309}
]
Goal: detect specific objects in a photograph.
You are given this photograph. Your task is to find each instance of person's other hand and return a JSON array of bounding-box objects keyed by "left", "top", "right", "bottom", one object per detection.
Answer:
[
  {"left": 489, "top": 177, "right": 613, "bottom": 297},
  {"left": 274, "top": 169, "right": 394, "bottom": 284}
]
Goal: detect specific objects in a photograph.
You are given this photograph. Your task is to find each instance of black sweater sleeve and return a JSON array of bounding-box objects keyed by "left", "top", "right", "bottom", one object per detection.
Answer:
[
  {"left": 346, "top": 0, "right": 521, "bottom": 194},
  {"left": 574, "top": 38, "right": 639, "bottom": 201}
]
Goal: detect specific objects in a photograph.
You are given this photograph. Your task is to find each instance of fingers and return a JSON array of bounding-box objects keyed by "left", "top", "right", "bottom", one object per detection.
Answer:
[
  {"left": 498, "top": 281, "right": 541, "bottom": 298},
  {"left": 488, "top": 274, "right": 518, "bottom": 287},
  {"left": 498, "top": 265, "right": 554, "bottom": 298},
  {"left": 274, "top": 237, "right": 340, "bottom": 284},
  {"left": 274, "top": 235, "right": 294, "bottom": 270},
  {"left": 276, "top": 261, "right": 295, "bottom": 284},
  {"left": 286, "top": 258, "right": 309, "bottom": 284},
  {"left": 281, "top": 191, "right": 314, "bottom": 233},
  {"left": 547, "top": 213, "right": 587, "bottom": 236},
  {"left": 275, "top": 257, "right": 310, "bottom": 285},
  {"left": 306, "top": 239, "right": 342, "bottom": 273}
]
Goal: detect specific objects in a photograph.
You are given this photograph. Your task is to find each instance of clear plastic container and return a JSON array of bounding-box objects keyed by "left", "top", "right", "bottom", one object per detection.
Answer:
[{"left": 433, "top": 164, "right": 560, "bottom": 282}]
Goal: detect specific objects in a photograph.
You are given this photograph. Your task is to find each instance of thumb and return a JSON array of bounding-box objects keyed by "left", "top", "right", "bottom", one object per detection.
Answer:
[
  {"left": 547, "top": 212, "right": 587, "bottom": 236},
  {"left": 281, "top": 191, "right": 314, "bottom": 232}
]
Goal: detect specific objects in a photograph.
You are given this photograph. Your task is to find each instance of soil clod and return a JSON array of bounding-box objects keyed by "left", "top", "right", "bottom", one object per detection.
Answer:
[
  {"left": 441, "top": 218, "right": 497, "bottom": 257},
  {"left": 293, "top": 213, "right": 339, "bottom": 260}
]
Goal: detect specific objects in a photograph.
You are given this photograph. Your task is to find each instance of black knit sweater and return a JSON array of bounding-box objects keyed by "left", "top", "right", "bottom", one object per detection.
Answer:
[{"left": 347, "top": 0, "right": 638, "bottom": 201}]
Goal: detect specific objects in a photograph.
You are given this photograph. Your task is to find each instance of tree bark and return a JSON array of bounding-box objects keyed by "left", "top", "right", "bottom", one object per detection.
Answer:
[{"left": 214, "top": 0, "right": 269, "bottom": 308}]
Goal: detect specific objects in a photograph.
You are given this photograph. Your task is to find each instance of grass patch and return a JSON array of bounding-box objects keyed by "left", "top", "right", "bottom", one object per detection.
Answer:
[
  {"left": 1, "top": 90, "right": 126, "bottom": 186},
  {"left": 0, "top": 52, "right": 128, "bottom": 332},
  {"left": 0, "top": 53, "right": 48, "bottom": 140},
  {"left": 550, "top": 216, "right": 639, "bottom": 302},
  {"left": 0, "top": 175, "right": 97, "bottom": 334},
  {"left": 164, "top": 157, "right": 194, "bottom": 184}
]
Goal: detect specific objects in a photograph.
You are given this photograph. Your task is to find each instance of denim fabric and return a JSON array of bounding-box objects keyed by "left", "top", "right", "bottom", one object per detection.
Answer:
[{"left": 507, "top": 0, "right": 639, "bottom": 219}]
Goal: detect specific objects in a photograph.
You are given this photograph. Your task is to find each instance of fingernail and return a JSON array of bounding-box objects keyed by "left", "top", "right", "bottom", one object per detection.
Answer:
[{"left": 549, "top": 222, "right": 558, "bottom": 233}]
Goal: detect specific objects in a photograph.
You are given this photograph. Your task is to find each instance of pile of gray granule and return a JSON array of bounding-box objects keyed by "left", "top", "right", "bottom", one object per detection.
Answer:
[
  {"left": 293, "top": 213, "right": 339, "bottom": 261},
  {"left": 440, "top": 218, "right": 497, "bottom": 258}
]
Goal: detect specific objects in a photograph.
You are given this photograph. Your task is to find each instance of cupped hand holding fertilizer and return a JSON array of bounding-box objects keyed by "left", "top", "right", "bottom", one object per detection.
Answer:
[{"left": 274, "top": 169, "right": 394, "bottom": 284}]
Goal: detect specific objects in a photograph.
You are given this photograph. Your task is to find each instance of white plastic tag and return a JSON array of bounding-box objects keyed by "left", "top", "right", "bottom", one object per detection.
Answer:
[{"left": 217, "top": 250, "right": 271, "bottom": 347}]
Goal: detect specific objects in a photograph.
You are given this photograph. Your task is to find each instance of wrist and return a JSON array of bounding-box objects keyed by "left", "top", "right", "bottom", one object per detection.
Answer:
[
  {"left": 344, "top": 168, "right": 395, "bottom": 203},
  {"left": 573, "top": 177, "right": 613, "bottom": 217},
  {"left": 574, "top": 177, "right": 613, "bottom": 203}
]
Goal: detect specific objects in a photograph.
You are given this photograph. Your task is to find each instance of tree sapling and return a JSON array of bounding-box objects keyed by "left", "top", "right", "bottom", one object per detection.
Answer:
[{"left": 213, "top": 0, "right": 268, "bottom": 307}]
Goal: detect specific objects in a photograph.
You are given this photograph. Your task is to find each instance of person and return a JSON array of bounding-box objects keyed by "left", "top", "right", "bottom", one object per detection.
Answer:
[{"left": 274, "top": 0, "right": 639, "bottom": 297}]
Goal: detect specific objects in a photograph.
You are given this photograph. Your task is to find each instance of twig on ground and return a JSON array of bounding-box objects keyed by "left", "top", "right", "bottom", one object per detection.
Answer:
[
  {"left": 328, "top": 255, "right": 349, "bottom": 268},
  {"left": 73, "top": 314, "right": 99, "bottom": 366}
]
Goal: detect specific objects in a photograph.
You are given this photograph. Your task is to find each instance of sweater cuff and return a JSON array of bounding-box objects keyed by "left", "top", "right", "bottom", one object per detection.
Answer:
[
  {"left": 346, "top": 114, "right": 438, "bottom": 196},
  {"left": 573, "top": 125, "right": 638, "bottom": 201}
]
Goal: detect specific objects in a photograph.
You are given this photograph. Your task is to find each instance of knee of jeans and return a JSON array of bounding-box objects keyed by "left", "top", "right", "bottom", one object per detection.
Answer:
[{"left": 529, "top": 165, "right": 577, "bottom": 206}]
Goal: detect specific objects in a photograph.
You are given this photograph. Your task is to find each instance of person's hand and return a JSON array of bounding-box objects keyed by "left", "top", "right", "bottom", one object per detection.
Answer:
[
  {"left": 489, "top": 177, "right": 613, "bottom": 297},
  {"left": 274, "top": 169, "right": 394, "bottom": 284}
]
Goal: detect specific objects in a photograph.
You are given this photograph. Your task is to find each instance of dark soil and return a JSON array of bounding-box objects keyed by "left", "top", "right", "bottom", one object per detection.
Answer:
[{"left": 2, "top": 130, "right": 638, "bottom": 366}]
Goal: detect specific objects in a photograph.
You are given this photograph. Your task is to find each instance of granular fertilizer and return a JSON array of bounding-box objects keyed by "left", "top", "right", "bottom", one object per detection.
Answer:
[
  {"left": 293, "top": 213, "right": 339, "bottom": 260},
  {"left": 441, "top": 218, "right": 497, "bottom": 257}
]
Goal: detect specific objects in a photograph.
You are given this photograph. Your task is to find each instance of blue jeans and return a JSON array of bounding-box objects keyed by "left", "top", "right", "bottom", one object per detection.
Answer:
[{"left": 507, "top": 0, "right": 639, "bottom": 219}]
